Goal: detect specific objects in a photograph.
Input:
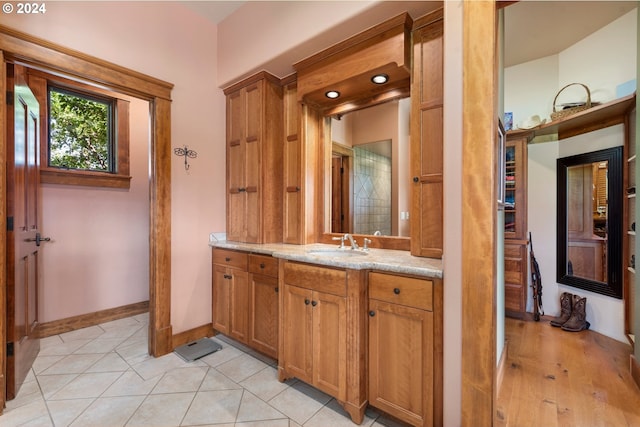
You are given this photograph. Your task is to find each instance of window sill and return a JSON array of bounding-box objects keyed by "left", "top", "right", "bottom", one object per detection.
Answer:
[{"left": 40, "top": 168, "right": 132, "bottom": 189}]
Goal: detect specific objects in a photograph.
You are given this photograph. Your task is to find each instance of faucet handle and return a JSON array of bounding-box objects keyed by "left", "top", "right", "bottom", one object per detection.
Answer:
[
  {"left": 332, "top": 235, "right": 345, "bottom": 248},
  {"left": 363, "top": 238, "right": 372, "bottom": 251}
]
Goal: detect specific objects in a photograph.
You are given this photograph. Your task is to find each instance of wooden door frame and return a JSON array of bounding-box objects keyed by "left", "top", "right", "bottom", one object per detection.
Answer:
[{"left": 0, "top": 25, "right": 174, "bottom": 409}]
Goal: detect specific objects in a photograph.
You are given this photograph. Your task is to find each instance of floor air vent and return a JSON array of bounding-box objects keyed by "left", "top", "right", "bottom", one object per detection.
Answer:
[{"left": 174, "top": 338, "right": 222, "bottom": 362}]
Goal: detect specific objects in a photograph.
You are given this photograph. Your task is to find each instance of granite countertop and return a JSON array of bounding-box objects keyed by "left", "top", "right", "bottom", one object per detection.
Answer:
[{"left": 209, "top": 240, "right": 443, "bottom": 279}]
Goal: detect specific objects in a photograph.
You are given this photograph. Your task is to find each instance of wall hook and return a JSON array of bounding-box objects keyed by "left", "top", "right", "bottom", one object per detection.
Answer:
[{"left": 174, "top": 145, "right": 198, "bottom": 171}]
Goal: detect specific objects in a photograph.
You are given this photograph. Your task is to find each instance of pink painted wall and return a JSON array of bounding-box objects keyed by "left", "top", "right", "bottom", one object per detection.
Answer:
[{"left": 39, "top": 95, "right": 150, "bottom": 321}]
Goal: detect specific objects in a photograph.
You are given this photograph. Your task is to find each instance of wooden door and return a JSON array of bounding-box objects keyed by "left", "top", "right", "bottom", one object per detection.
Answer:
[
  {"left": 229, "top": 270, "right": 249, "bottom": 343},
  {"left": 249, "top": 273, "right": 278, "bottom": 358},
  {"left": 312, "top": 291, "right": 346, "bottom": 400},
  {"left": 6, "top": 64, "right": 42, "bottom": 400},
  {"left": 212, "top": 264, "right": 231, "bottom": 335},
  {"left": 369, "top": 299, "right": 433, "bottom": 427},
  {"left": 282, "top": 285, "right": 313, "bottom": 383}
]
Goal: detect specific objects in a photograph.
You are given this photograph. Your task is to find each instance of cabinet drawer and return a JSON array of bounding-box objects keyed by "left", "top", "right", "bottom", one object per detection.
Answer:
[
  {"left": 283, "top": 262, "right": 346, "bottom": 297},
  {"left": 213, "top": 248, "right": 248, "bottom": 270},
  {"left": 369, "top": 272, "right": 433, "bottom": 311},
  {"left": 504, "top": 243, "right": 525, "bottom": 259},
  {"left": 249, "top": 254, "right": 278, "bottom": 277}
]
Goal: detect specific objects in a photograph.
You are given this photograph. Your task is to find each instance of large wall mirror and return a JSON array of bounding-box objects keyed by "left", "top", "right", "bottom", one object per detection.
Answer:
[
  {"left": 328, "top": 98, "right": 411, "bottom": 239},
  {"left": 557, "top": 146, "right": 623, "bottom": 298}
]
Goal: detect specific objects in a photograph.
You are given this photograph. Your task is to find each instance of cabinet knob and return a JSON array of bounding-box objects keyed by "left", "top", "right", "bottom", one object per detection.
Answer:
[
  {"left": 305, "top": 299, "right": 310, "bottom": 305},
  {"left": 311, "top": 300, "right": 317, "bottom": 307},
  {"left": 225, "top": 257, "right": 231, "bottom": 262},
  {"left": 369, "top": 310, "right": 376, "bottom": 317},
  {"left": 275, "top": 287, "right": 279, "bottom": 293},
  {"left": 260, "top": 263, "right": 265, "bottom": 269},
  {"left": 393, "top": 288, "right": 401, "bottom": 295},
  {"left": 413, "top": 176, "right": 419, "bottom": 183},
  {"left": 223, "top": 274, "right": 232, "bottom": 279}
]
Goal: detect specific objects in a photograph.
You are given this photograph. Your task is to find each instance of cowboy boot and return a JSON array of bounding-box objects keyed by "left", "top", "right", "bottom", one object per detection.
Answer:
[
  {"left": 550, "top": 292, "right": 573, "bottom": 327},
  {"left": 561, "top": 295, "right": 590, "bottom": 332}
]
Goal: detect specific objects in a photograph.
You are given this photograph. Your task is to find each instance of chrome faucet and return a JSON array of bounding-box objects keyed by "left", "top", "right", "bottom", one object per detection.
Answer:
[{"left": 344, "top": 233, "right": 358, "bottom": 250}]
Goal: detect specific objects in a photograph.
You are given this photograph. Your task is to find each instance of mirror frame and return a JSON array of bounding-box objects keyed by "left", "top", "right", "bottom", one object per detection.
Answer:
[{"left": 556, "top": 146, "right": 623, "bottom": 299}]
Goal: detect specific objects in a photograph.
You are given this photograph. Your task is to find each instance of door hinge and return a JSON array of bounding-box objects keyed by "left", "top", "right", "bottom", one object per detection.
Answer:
[
  {"left": 6, "top": 90, "right": 13, "bottom": 106},
  {"left": 7, "top": 216, "right": 13, "bottom": 231},
  {"left": 7, "top": 342, "right": 14, "bottom": 357}
]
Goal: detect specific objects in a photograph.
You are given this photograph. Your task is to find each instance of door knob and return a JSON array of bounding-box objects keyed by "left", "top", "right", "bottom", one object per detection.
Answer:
[{"left": 26, "top": 233, "right": 51, "bottom": 246}]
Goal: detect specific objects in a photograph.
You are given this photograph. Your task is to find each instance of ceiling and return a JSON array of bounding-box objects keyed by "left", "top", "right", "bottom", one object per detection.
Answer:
[
  {"left": 181, "top": 1, "right": 637, "bottom": 68},
  {"left": 504, "top": 1, "right": 636, "bottom": 67}
]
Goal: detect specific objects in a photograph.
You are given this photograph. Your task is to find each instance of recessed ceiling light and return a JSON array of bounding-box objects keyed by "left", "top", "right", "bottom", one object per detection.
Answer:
[
  {"left": 371, "top": 74, "right": 389, "bottom": 84},
  {"left": 325, "top": 90, "right": 340, "bottom": 99}
]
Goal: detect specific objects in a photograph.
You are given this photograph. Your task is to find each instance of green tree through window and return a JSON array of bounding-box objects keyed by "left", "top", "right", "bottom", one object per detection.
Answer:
[{"left": 49, "top": 88, "right": 112, "bottom": 171}]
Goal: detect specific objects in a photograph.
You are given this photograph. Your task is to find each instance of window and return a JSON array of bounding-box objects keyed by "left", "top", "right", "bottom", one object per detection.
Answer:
[
  {"left": 28, "top": 69, "right": 131, "bottom": 188},
  {"left": 48, "top": 87, "right": 113, "bottom": 172}
]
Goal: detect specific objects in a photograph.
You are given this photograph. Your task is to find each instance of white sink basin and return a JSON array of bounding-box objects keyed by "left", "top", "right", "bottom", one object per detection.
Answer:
[{"left": 306, "top": 249, "right": 368, "bottom": 257}]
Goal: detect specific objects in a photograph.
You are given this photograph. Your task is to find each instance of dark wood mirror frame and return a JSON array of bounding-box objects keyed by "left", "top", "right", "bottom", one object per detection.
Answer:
[{"left": 556, "top": 146, "right": 623, "bottom": 298}]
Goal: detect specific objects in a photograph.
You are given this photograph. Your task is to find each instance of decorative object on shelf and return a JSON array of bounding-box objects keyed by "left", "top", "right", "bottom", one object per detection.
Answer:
[
  {"left": 551, "top": 83, "right": 592, "bottom": 121},
  {"left": 174, "top": 145, "right": 198, "bottom": 171},
  {"left": 504, "top": 112, "right": 513, "bottom": 131},
  {"left": 517, "top": 114, "right": 546, "bottom": 130}
]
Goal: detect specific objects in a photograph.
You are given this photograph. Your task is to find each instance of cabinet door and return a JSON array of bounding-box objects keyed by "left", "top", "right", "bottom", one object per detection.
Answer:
[
  {"left": 312, "top": 291, "right": 347, "bottom": 400},
  {"left": 282, "top": 285, "right": 313, "bottom": 383},
  {"left": 244, "top": 82, "right": 263, "bottom": 243},
  {"left": 229, "top": 270, "right": 249, "bottom": 344},
  {"left": 410, "top": 18, "right": 444, "bottom": 259},
  {"left": 227, "top": 89, "right": 246, "bottom": 242},
  {"left": 369, "top": 299, "right": 433, "bottom": 427},
  {"left": 212, "top": 265, "right": 231, "bottom": 335},
  {"left": 249, "top": 273, "right": 279, "bottom": 358},
  {"left": 283, "top": 82, "right": 303, "bottom": 244}
]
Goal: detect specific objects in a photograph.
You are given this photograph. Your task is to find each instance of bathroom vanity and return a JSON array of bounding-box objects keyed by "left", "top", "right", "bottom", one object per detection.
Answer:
[{"left": 210, "top": 241, "right": 443, "bottom": 426}]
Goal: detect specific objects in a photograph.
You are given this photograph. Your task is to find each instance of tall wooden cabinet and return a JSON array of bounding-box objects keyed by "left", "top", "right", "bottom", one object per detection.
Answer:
[
  {"left": 504, "top": 134, "right": 529, "bottom": 318},
  {"left": 282, "top": 78, "right": 304, "bottom": 244},
  {"left": 410, "top": 12, "right": 444, "bottom": 259},
  {"left": 224, "top": 72, "right": 283, "bottom": 243},
  {"left": 625, "top": 106, "right": 637, "bottom": 348}
]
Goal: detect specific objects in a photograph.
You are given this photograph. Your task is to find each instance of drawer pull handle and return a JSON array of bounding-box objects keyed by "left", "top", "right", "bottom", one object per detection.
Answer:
[
  {"left": 225, "top": 257, "right": 231, "bottom": 262},
  {"left": 311, "top": 300, "right": 317, "bottom": 307},
  {"left": 260, "top": 263, "right": 265, "bottom": 269},
  {"left": 223, "top": 274, "right": 232, "bottom": 279},
  {"left": 393, "top": 288, "right": 401, "bottom": 295},
  {"left": 305, "top": 299, "right": 310, "bottom": 305},
  {"left": 369, "top": 310, "right": 376, "bottom": 317}
]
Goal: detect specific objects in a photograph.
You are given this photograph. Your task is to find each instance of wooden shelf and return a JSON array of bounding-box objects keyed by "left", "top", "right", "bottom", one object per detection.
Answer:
[{"left": 507, "top": 93, "right": 636, "bottom": 143}]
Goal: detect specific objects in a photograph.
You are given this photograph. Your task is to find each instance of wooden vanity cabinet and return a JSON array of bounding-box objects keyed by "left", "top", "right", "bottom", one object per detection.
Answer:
[
  {"left": 212, "top": 248, "right": 249, "bottom": 341},
  {"left": 278, "top": 261, "right": 367, "bottom": 424},
  {"left": 368, "top": 272, "right": 443, "bottom": 427},
  {"left": 248, "top": 254, "right": 279, "bottom": 358},
  {"left": 212, "top": 248, "right": 279, "bottom": 358},
  {"left": 224, "top": 72, "right": 283, "bottom": 244}
]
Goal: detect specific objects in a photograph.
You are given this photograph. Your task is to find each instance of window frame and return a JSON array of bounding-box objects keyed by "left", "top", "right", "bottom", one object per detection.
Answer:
[{"left": 27, "top": 68, "right": 131, "bottom": 188}]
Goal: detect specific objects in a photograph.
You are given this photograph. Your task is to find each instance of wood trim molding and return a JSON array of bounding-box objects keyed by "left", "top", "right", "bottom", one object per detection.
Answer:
[
  {"left": 0, "top": 25, "right": 173, "bottom": 100},
  {"left": 631, "top": 354, "right": 640, "bottom": 390},
  {"left": 0, "top": 26, "right": 174, "bottom": 363},
  {"left": 36, "top": 301, "right": 149, "bottom": 338},
  {"left": 461, "top": 1, "right": 498, "bottom": 426}
]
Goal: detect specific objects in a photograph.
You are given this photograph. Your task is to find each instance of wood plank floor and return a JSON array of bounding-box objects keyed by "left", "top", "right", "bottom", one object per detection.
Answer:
[{"left": 496, "top": 317, "right": 640, "bottom": 427}]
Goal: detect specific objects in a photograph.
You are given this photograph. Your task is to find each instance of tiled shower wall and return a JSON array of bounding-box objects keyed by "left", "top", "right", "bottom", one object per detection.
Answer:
[{"left": 353, "top": 146, "right": 392, "bottom": 235}]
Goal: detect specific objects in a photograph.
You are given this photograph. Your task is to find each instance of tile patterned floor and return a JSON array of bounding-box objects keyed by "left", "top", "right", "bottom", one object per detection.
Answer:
[{"left": 1, "top": 313, "right": 405, "bottom": 427}]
